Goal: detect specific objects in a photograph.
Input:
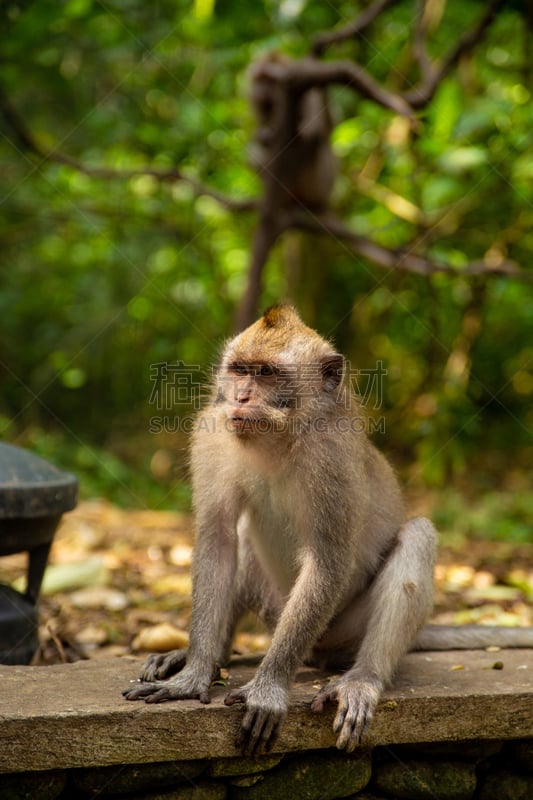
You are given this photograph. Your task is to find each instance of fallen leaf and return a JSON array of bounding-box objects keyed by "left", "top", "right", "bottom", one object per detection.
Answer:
[
  {"left": 465, "top": 585, "right": 520, "bottom": 603},
  {"left": 151, "top": 573, "right": 192, "bottom": 597},
  {"left": 69, "top": 587, "right": 128, "bottom": 611},
  {"left": 14, "top": 556, "right": 110, "bottom": 596},
  {"left": 132, "top": 622, "right": 189, "bottom": 652},
  {"left": 76, "top": 625, "right": 108, "bottom": 645},
  {"left": 169, "top": 544, "right": 193, "bottom": 567}
]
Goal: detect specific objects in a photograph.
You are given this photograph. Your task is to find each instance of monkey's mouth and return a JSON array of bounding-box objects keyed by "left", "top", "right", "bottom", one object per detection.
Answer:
[
  {"left": 227, "top": 408, "right": 268, "bottom": 433},
  {"left": 228, "top": 412, "right": 258, "bottom": 424}
]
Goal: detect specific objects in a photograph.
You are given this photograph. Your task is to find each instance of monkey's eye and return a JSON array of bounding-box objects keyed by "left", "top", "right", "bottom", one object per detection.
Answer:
[
  {"left": 230, "top": 363, "right": 248, "bottom": 376},
  {"left": 258, "top": 364, "right": 275, "bottom": 377}
]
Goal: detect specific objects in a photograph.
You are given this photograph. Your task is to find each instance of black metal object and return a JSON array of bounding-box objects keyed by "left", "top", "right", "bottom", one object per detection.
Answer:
[{"left": 0, "top": 442, "right": 78, "bottom": 664}]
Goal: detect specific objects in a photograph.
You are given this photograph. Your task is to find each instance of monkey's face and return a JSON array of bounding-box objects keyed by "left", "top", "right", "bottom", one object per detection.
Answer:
[
  {"left": 215, "top": 306, "right": 345, "bottom": 439},
  {"left": 218, "top": 361, "right": 291, "bottom": 436},
  {"left": 216, "top": 356, "right": 345, "bottom": 439}
]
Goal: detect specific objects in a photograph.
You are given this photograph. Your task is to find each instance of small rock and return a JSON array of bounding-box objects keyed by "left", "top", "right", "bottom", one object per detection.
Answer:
[
  {"left": 72, "top": 760, "right": 206, "bottom": 794},
  {"left": 210, "top": 754, "right": 283, "bottom": 777},
  {"left": 374, "top": 758, "right": 476, "bottom": 800},
  {"left": 231, "top": 751, "right": 371, "bottom": 800}
]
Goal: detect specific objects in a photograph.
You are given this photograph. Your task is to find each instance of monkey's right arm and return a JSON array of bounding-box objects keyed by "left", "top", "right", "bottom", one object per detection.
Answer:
[{"left": 123, "top": 505, "right": 238, "bottom": 704}]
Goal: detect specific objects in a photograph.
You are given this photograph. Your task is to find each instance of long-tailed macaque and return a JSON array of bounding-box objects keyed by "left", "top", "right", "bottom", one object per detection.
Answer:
[
  {"left": 249, "top": 52, "right": 336, "bottom": 209},
  {"left": 124, "top": 306, "right": 533, "bottom": 753}
]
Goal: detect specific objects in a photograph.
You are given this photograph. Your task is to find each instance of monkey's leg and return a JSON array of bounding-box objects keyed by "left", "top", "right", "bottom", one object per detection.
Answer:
[
  {"left": 123, "top": 513, "right": 239, "bottom": 704},
  {"left": 125, "top": 532, "right": 279, "bottom": 701},
  {"left": 126, "top": 601, "right": 241, "bottom": 699},
  {"left": 311, "top": 517, "right": 436, "bottom": 752},
  {"left": 139, "top": 577, "right": 249, "bottom": 684}
]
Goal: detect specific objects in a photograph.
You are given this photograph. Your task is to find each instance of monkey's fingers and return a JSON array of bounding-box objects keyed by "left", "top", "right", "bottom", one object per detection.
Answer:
[
  {"left": 259, "top": 713, "right": 282, "bottom": 752},
  {"left": 237, "top": 707, "right": 280, "bottom": 756},
  {"left": 335, "top": 700, "right": 372, "bottom": 753},
  {"left": 236, "top": 708, "right": 260, "bottom": 754},
  {"left": 141, "top": 649, "right": 187, "bottom": 682},
  {"left": 144, "top": 687, "right": 180, "bottom": 703},
  {"left": 123, "top": 680, "right": 211, "bottom": 704},
  {"left": 145, "top": 684, "right": 212, "bottom": 704},
  {"left": 333, "top": 682, "right": 379, "bottom": 752},
  {"left": 333, "top": 700, "right": 348, "bottom": 735},
  {"left": 224, "top": 688, "right": 247, "bottom": 706},
  {"left": 310, "top": 684, "right": 337, "bottom": 714},
  {"left": 122, "top": 682, "right": 163, "bottom": 701}
]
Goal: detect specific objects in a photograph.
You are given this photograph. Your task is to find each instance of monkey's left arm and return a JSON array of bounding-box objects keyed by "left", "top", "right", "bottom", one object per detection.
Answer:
[{"left": 225, "top": 547, "right": 348, "bottom": 754}]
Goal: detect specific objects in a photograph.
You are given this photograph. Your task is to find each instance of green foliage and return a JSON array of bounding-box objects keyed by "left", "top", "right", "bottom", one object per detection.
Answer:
[
  {"left": 434, "top": 488, "right": 533, "bottom": 544},
  {"left": 0, "top": 1, "right": 532, "bottom": 507}
]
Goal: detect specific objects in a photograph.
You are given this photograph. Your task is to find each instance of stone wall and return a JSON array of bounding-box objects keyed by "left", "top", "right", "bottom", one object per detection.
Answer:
[
  {"left": 0, "top": 651, "right": 531, "bottom": 800},
  {"left": 1, "top": 739, "right": 532, "bottom": 800}
]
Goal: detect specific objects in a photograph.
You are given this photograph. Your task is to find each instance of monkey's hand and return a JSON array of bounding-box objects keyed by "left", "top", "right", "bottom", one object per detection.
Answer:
[
  {"left": 310, "top": 675, "right": 383, "bottom": 753},
  {"left": 140, "top": 648, "right": 188, "bottom": 682},
  {"left": 122, "top": 664, "right": 212, "bottom": 704},
  {"left": 224, "top": 679, "right": 288, "bottom": 755}
]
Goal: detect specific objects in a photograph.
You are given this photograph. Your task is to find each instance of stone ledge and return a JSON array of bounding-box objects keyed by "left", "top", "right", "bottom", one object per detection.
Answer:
[{"left": 0, "top": 649, "right": 531, "bottom": 774}]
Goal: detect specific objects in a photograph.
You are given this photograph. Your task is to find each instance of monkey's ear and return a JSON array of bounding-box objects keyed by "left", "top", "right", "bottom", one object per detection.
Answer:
[{"left": 321, "top": 354, "right": 344, "bottom": 392}]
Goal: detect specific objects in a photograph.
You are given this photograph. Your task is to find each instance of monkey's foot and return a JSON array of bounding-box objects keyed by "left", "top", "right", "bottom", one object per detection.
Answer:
[
  {"left": 140, "top": 648, "right": 188, "bottom": 682},
  {"left": 310, "top": 675, "right": 383, "bottom": 753},
  {"left": 122, "top": 668, "right": 211, "bottom": 704},
  {"left": 224, "top": 680, "right": 288, "bottom": 756}
]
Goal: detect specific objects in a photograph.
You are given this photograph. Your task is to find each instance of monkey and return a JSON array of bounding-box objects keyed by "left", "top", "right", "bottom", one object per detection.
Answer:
[
  {"left": 249, "top": 52, "right": 337, "bottom": 209},
  {"left": 124, "top": 304, "right": 431, "bottom": 752},
  {"left": 124, "top": 305, "right": 533, "bottom": 754}
]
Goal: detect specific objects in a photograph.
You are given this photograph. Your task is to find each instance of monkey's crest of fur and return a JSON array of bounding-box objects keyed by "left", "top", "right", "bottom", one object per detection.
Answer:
[
  {"left": 261, "top": 303, "right": 292, "bottom": 328},
  {"left": 256, "top": 303, "right": 309, "bottom": 333},
  {"left": 228, "top": 304, "right": 337, "bottom": 369}
]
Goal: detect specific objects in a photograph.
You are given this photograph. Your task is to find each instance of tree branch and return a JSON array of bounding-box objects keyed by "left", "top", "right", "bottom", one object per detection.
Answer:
[
  {"left": 234, "top": 209, "right": 288, "bottom": 331},
  {"left": 312, "top": 0, "right": 400, "bottom": 56},
  {"left": 265, "top": 57, "right": 416, "bottom": 123},
  {"left": 287, "top": 210, "right": 529, "bottom": 280},
  {"left": 403, "top": 0, "right": 506, "bottom": 108},
  {"left": 413, "top": 0, "right": 433, "bottom": 78},
  {"left": 0, "top": 86, "right": 256, "bottom": 212}
]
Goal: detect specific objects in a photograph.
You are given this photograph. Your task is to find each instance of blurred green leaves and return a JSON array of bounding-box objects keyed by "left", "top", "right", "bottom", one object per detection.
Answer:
[{"left": 0, "top": 1, "right": 532, "bottom": 509}]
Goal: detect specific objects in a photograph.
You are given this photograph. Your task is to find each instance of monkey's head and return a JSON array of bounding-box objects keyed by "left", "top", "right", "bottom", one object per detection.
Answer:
[{"left": 217, "top": 305, "right": 344, "bottom": 437}]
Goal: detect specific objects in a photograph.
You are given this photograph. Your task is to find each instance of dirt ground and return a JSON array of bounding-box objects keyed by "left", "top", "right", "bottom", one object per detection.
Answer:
[{"left": 1, "top": 499, "right": 531, "bottom": 666}]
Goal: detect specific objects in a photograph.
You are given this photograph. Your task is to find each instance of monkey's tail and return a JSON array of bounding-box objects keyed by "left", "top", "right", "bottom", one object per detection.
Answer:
[{"left": 413, "top": 624, "right": 533, "bottom": 651}]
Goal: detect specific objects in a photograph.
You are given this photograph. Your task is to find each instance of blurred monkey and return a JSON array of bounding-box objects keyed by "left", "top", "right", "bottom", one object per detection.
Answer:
[{"left": 249, "top": 53, "right": 336, "bottom": 209}]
